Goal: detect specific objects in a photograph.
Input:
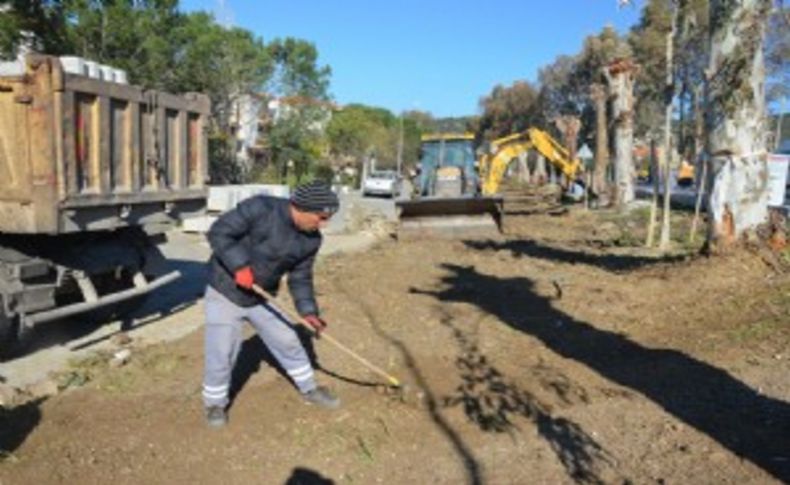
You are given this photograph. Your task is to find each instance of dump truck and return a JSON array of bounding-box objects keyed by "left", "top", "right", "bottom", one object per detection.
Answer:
[
  {"left": 396, "top": 133, "right": 503, "bottom": 239},
  {"left": 0, "top": 55, "right": 210, "bottom": 354}
]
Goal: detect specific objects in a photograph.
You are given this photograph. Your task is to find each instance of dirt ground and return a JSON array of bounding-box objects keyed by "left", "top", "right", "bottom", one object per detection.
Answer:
[{"left": 1, "top": 201, "right": 789, "bottom": 484}]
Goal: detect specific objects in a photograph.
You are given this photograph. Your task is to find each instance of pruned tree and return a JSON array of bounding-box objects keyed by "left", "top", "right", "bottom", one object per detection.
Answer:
[
  {"left": 590, "top": 83, "right": 610, "bottom": 203},
  {"left": 705, "top": 0, "right": 773, "bottom": 250},
  {"left": 604, "top": 58, "right": 639, "bottom": 207},
  {"left": 659, "top": 1, "right": 680, "bottom": 250}
]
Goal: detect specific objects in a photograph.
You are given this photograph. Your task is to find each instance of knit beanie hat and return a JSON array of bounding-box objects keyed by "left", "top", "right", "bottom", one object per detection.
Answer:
[{"left": 290, "top": 180, "right": 339, "bottom": 214}]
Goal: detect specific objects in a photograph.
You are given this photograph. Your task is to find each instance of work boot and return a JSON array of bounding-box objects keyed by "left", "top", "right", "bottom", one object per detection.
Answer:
[
  {"left": 205, "top": 406, "right": 227, "bottom": 428},
  {"left": 302, "top": 386, "right": 340, "bottom": 409}
]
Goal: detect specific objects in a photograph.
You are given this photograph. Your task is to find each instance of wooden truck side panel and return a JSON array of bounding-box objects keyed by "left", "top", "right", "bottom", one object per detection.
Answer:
[{"left": 0, "top": 55, "right": 210, "bottom": 235}]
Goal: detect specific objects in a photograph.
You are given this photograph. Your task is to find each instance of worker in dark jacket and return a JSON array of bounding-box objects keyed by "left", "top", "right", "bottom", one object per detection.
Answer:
[{"left": 202, "top": 180, "right": 340, "bottom": 427}]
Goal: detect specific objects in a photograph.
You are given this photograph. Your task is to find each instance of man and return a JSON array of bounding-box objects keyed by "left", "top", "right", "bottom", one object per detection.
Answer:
[{"left": 202, "top": 180, "right": 340, "bottom": 428}]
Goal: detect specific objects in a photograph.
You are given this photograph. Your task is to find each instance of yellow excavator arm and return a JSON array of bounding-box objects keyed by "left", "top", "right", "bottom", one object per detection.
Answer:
[{"left": 480, "top": 128, "right": 582, "bottom": 195}]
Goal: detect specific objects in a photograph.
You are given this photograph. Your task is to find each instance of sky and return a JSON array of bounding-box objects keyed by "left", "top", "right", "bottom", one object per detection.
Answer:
[{"left": 179, "top": 0, "right": 643, "bottom": 118}]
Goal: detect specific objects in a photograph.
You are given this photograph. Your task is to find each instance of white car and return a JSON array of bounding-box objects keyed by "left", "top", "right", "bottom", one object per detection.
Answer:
[{"left": 362, "top": 171, "right": 400, "bottom": 197}]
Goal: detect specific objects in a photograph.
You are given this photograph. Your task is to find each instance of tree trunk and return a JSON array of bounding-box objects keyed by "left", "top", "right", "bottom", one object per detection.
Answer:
[
  {"left": 660, "top": 3, "right": 679, "bottom": 251},
  {"left": 554, "top": 116, "right": 582, "bottom": 169},
  {"left": 590, "top": 83, "right": 610, "bottom": 204},
  {"left": 646, "top": 140, "right": 660, "bottom": 247},
  {"left": 516, "top": 152, "right": 530, "bottom": 183},
  {"left": 604, "top": 59, "right": 638, "bottom": 207},
  {"left": 533, "top": 154, "right": 547, "bottom": 185},
  {"left": 705, "top": 0, "right": 772, "bottom": 250},
  {"left": 692, "top": 84, "right": 705, "bottom": 187}
]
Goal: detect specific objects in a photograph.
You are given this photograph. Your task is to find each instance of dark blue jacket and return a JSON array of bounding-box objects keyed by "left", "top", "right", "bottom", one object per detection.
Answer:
[{"left": 207, "top": 195, "right": 321, "bottom": 315}]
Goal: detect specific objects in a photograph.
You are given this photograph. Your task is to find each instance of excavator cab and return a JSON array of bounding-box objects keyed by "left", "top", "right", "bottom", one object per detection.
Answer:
[{"left": 397, "top": 134, "right": 503, "bottom": 240}]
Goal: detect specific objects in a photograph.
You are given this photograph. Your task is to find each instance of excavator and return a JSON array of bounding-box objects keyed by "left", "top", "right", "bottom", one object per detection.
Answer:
[
  {"left": 396, "top": 133, "right": 504, "bottom": 239},
  {"left": 479, "top": 127, "right": 582, "bottom": 196}
]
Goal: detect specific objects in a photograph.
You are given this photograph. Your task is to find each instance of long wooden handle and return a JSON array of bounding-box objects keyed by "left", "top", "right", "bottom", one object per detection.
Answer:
[{"left": 251, "top": 284, "right": 401, "bottom": 387}]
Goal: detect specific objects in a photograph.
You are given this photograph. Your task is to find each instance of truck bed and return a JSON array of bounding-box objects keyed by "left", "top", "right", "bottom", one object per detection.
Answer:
[{"left": 0, "top": 55, "right": 210, "bottom": 234}]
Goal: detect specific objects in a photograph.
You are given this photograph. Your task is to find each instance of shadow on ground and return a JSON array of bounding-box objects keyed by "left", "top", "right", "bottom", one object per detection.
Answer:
[
  {"left": 429, "top": 309, "right": 615, "bottom": 484},
  {"left": 465, "top": 239, "right": 688, "bottom": 272},
  {"left": 0, "top": 398, "right": 44, "bottom": 460},
  {"left": 332, "top": 280, "right": 485, "bottom": 485},
  {"left": 414, "top": 263, "right": 790, "bottom": 482},
  {"left": 284, "top": 466, "right": 335, "bottom": 484}
]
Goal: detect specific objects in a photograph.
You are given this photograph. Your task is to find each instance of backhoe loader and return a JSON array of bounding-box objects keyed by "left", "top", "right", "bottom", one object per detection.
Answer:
[{"left": 396, "top": 133, "right": 503, "bottom": 240}]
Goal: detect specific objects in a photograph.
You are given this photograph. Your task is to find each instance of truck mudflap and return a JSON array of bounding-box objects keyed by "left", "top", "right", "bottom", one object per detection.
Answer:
[
  {"left": 22, "top": 270, "right": 181, "bottom": 328},
  {"left": 396, "top": 196, "right": 504, "bottom": 240}
]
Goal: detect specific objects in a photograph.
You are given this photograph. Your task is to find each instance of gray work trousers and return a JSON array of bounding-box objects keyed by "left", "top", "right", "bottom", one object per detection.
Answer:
[{"left": 202, "top": 285, "right": 316, "bottom": 408}]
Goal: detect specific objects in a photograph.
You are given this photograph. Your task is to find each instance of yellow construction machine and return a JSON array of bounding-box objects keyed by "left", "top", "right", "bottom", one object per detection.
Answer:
[
  {"left": 479, "top": 127, "right": 582, "bottom": 196},
  {"left": 396, "top": 133, "right": 504, "bottom": 239}
]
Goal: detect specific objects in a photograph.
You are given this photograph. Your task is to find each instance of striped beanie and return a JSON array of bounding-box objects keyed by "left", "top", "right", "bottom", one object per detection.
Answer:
[{"left": 290, "top": 180, "right": 339, "bottom": 214}]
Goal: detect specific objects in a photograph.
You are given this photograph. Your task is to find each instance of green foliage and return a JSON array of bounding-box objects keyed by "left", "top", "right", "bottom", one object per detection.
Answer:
[
  {"left": 267, "top": 37, "right": 331, "bottom": 100},
  {"left": 265, "top": 107, "right": 327, "bottom": 186},
  {"left": 208, "top": 132, "right": 244, "bottom": 184},
  {"left": 478, "top": 81, "right": 539, "bottom": 140},
  {"left": 323, "top": 103, "right": 443, "bottom": 179},
  {"left": 0, "top": 0, "right": 70, "bottom": 58}
]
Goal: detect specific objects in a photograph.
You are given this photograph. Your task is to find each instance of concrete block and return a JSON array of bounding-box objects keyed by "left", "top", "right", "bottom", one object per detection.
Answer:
[
  {"left": 207, "top": 185, "right": 290, "bottom": 213},
  {"left": 182, "top": 215, "right": 217, "bottom": 233}
]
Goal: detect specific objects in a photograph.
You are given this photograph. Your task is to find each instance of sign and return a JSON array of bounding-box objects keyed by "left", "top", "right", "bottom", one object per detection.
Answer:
[{"left": 767, "top": 154, "right": 789, "bottom": 207}]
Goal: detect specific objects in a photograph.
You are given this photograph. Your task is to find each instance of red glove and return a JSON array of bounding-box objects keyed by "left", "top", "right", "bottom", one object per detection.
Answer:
[
  {"left": 303, "top": 315, "right": 327, "bottom": 334},
  {"left": 234, "top": 266, "right": 254, "bottom": 289}
]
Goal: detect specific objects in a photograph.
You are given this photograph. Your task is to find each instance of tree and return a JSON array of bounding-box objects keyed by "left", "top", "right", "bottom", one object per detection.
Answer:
[
  {"left": 604, "top": 58, "right": 639, "bottom": 207},
  {"left": 705, "top": 0, "right": 773, "bottom": 250},
  {"left": 0, "top": 0, "right": 72, "bottom": 58},
  {"left": 478, "top": 80, "right": 539, "bottom": 140},
  {"left": 590, "top": 83, "right": 610, "bottom": 200},
  {"left": 266, "top": 37, "right": 331, "bottom": 100}
]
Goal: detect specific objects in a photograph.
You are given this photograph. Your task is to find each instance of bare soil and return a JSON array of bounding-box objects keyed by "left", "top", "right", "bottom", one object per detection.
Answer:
[{"left": 1, "top": 203, "right": 789, "bottom": 484}]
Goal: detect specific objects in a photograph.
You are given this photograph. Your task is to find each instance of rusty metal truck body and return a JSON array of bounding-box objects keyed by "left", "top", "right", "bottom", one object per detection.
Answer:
[{"left": 0, "top": 55, "right": 210, "bottom": 352}]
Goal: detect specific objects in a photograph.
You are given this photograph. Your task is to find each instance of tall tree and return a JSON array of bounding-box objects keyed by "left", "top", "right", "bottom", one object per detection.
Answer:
[
  {"left": 705, "top": 0, "right": 773, "bottom": 250},
  {"left": 590, "top": 83, "right": 610, "bottom": 201},
  {"left": 604, "top": 58, "right": 639, "bottom": 207},
  {"left": 266, "top": 37, "right": 331, "bottom": 100},
  {"left": 478, "top": 80, "right": 539, "bottom": 140}
]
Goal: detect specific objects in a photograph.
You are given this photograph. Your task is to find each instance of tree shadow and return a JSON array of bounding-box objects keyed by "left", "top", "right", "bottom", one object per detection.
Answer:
[
  {"left": 284, "top": 466, "right": 335, "bottom": 484},
  {"left": 413, "top": 264, "right": 790, "bottom": 482},
  {"left": 0, "top": 397, "right": 44, "bottom": 460},
  {"left": 464, "top": 239, "right": 687, "bottom": 272},
  {"left": 434, "top": 311, "right": 615, "bottom": 484},
  {"left": 332, "top": 280, "right": 484, "bottom": 485}
]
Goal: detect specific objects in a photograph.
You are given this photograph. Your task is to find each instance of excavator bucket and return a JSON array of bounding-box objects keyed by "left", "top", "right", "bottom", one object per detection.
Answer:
[{"left": 396, "top": 196, "right": 504, "bottom": 240}]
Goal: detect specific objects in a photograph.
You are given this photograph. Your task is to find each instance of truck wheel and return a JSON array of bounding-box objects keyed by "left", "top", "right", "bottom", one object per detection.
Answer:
[
  {"left": 85, "top": 271, "right": 148, "bottom": 324},
  {"left": 0, "top": 308, "right": 20, "bottom": 360}
]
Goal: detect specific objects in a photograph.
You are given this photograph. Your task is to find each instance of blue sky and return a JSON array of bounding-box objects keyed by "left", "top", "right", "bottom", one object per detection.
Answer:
[{"left": 180, "top": 1, "right": 642, "bottom": 118}]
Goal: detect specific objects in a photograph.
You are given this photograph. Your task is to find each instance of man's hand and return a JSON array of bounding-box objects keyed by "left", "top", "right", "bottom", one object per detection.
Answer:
[
  {"left": 303, "top": 315, "right": 327, "bottom": 334},
  {"left": 234, "top": 266, "right": 254, "bottom": 289}
]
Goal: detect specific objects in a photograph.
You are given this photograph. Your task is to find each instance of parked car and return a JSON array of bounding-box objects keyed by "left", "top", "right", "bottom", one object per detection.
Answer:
[{"left": 362, "top": 171, "right": 401, "bottom": 197}]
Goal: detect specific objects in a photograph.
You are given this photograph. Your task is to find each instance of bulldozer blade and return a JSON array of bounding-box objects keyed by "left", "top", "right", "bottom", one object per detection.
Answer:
[{"left": 396, "top": 196, "right": 503, "bottom": 240}]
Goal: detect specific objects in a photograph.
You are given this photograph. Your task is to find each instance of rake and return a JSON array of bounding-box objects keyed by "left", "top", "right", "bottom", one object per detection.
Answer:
[{"left": 251, "top": 284, "right": 401, "bottom": 388}]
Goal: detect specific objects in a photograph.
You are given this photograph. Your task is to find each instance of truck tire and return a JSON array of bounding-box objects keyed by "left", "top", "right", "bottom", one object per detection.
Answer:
[
  {"left": 84, "top": 271, "right": 148, "bottom": 324},
  {"left": 0, "top": 304, "right": 20, "bottom": 360}
]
